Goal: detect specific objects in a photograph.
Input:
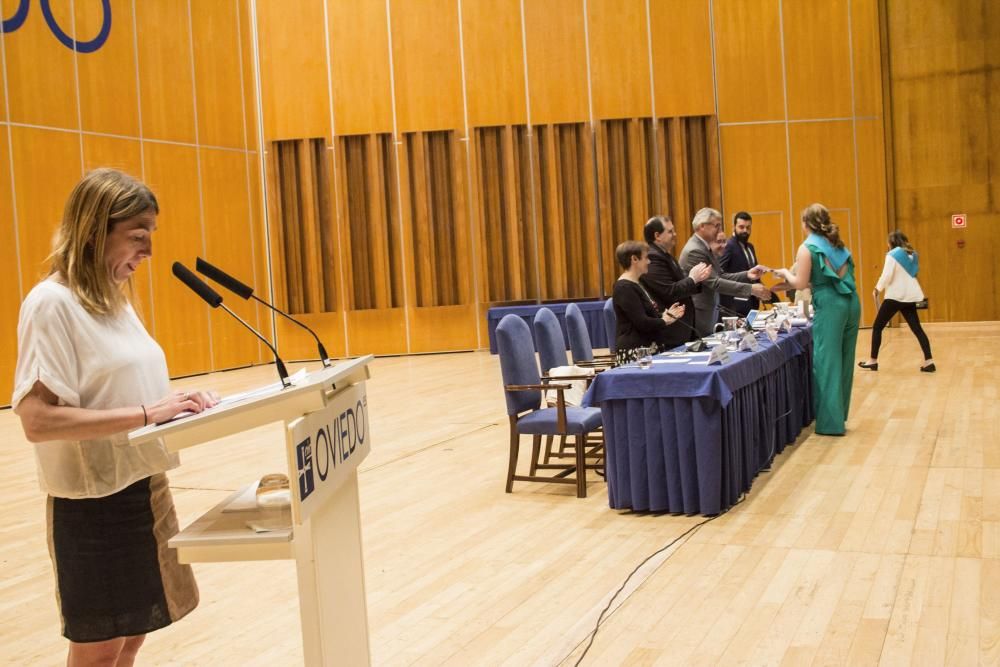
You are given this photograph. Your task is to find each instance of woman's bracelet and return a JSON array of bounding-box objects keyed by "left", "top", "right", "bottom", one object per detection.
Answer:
[{"left": 141, "top": 404, "right": 148, "bottom": 426}]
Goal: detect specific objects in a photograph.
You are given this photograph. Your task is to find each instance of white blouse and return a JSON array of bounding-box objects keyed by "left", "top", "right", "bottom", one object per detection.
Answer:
[
  {"left": 12, "top": 280, "right": 179, "bottom": 499},
  {"left": 875, "top": 253, "right": 925, "bottom": 303}
]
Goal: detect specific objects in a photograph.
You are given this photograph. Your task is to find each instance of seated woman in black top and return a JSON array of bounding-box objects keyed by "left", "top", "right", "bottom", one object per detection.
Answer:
[{"left": 612, "top": 240, "right": 686, "bottom": 365}]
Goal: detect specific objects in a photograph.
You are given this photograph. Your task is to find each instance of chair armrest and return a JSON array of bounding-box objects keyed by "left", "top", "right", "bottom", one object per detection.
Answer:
[
  {"left": 506, "top": 383, "right": 571, "bottom": 391},
  {"left": 541, "top": 373, "right": 594, "bottom": 382}
]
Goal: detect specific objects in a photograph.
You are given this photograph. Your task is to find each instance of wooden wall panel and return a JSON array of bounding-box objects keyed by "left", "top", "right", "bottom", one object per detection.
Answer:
[
  {"left": 788, "top": 121, "right": 856, "bottom": 246},
  {"left": 10, "top": 127, "right": 82, "bottom": 290},
  {"left": 238, "top": 0, "right": 259, "bottom": 151},
  {"left": 142, "top": 142, "right": 211, "bottom": 376},
  {"left": 247, "top": 155, "right": 272, "bottom": 353},
  {"left": 328, "top": 0, "right": 394, "bottom": 135},
  {"left": 398, "top": 131, "right": 477, "bottom": 352},
  {"left": 192, "top": 0, "right": 246, "bottom": 148},
  {"left": 389, "top": 0, "right": 464, "bottom": 133},
  {"left": 720, "top": 122, "right": 790, "bottom": 266},
  {"left": 76, "top": 0, "right": 140, "bottom": 136},
  {"left": 850, "top": 0, "right": 883, "bottom": 117},
  {"left": 713, "top": 0, "right": 785, "bottom": 122},
  {"left": 135, "top": 0, "right": 196, "bottom": 143},
  {"left": 470, "top": 125, "right": 536, "bottom": 303},
  {"left": 0, "top": 130, "right": 17, "bottom": 404},
  {"left": 855, "top": 118, "right": 889, "bottom": 326},
  {"left": 597, "top": 118, "right": 656, "bottom": 290},
  {"left": 655, "top": 116, "right": 722, "bottom": 249},
  {"left": 650, "top": 0, "right": 715, "bottom": 118},
  {"left": 200, "top": 148, "right": 258, "bottom": 369},
  {"left": 255, "top": 0, "right": 330, "bottom": 141},
  {"left": 586, "top": 0, "right": 652, "bottom": 120},
  {"left": 532, "top": 123, "right": 601, "bottom": 300},
  {"left": 460, "top": 0, "right": 527, "bottom": 127},
  {"left": 2, "top": 0, "right": 78, "bottom": 128},
  {"left": 782, "top": 0, "right": 852, "bottom": 119},
  {"left": 0, "top": 12, "right": 6, "bottom": 122},
  {"left": 885, "top": 0, "right": 999, "bottom": 322},
  {"left": 523, "top": 0, "right": 590, "bottom": 125},
  {"left": 81, "top": 135, "right": 153, "bottom": 324},
  {"left": 335, "top": 133, "right": 407, "bottom": 355}
]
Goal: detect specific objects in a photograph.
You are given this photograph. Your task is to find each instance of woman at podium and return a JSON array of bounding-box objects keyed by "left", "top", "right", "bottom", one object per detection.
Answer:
[{"left": 11, "top": 169, "right": 219, "bottom": 665}]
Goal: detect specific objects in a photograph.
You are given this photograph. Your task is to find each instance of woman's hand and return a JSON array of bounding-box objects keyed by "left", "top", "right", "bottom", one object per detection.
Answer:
[
  {"left": 662, "top": 302, "right": 685, "bottom": 324},
  {"left": 144, "top": 390, "right": 221, "bottom": 426}
]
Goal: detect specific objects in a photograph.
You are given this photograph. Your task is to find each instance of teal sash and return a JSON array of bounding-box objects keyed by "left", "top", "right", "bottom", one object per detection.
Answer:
[
  {"left": 804, "top": 233, "right": 851, "bottom": 271},
  {"left": 889, "top": 247, "right": 918, "bottom": 277}
]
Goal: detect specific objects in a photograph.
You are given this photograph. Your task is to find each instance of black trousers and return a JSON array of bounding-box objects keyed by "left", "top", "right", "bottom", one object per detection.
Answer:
[{"left": 870, "top": 299, "right": 932, "bottom": 360}]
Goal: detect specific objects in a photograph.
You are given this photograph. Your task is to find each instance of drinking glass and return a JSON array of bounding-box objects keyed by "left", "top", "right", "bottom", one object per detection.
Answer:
[{"left": 637, "top": 347, "right": 653, "bottom": 369}]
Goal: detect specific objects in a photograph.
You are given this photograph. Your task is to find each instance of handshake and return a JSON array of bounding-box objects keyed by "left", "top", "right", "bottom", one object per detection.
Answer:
[{"left": 747, "top": 264, "right": 776, "bottom": 302}]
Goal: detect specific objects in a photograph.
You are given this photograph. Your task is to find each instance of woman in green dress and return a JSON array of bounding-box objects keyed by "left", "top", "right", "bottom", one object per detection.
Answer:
[{"left": 776, "top": 204, "right": 860, "bottom": 435}]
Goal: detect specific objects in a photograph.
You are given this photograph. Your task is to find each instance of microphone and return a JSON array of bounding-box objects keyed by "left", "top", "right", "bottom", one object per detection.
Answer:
[
  {"left": 172, "top": 262, "right": 291, "bottom": 387},
  {"left": 196, "top": 257, "right": 331, "bottom": 367},
  {"left": 661, "top": 307, "right": 709, "bottom": 352}
]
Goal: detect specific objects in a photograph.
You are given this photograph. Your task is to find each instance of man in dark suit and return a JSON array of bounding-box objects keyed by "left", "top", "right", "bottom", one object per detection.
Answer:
[
  {"left": 639, "top": 215, "right": 711, "bottom": 349},
  {"left": 719, "top": 211, "right": 761, "bottom": 317},
  {"left": 679, "top": 208, "right": 772, "bottom": 336}
]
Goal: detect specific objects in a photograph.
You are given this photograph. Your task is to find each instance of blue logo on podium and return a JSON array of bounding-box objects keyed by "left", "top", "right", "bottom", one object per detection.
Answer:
[{"left": 296, "top": 438, "right": 315, "bottom": 499}]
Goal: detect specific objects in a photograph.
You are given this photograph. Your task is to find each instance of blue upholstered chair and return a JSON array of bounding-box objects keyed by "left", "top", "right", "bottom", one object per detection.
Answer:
[
  {"left": 602, "top": 298, "right": 617, "bottom": 356},
  {"left": 496, "top": 315, "right": 603, "bottom": 497},
  {"left": 565, "top": 303, "right": 615, "bottom": 367},
  {"left": 533, "top": 307, "right": 569, "bottom": 375}
]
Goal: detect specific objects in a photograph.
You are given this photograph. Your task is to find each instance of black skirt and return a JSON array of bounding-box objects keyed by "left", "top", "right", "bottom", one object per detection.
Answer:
[{"left": 46, "top": 473, "right": 198, "bottom": 643}]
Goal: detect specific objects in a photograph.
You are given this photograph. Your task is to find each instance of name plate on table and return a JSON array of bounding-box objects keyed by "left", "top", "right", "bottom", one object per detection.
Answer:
[
  {"left": 708, "top": 345, "right": 731, "bottom": 365},
  {"left": 286, "top": 381, "right": 370, "bottom": 524},
  {"left": 739, "top": 332, "right": 760, "bottom": 352},
  {"left": 764, "top": 325, "right": 779, "bottom": 343}
]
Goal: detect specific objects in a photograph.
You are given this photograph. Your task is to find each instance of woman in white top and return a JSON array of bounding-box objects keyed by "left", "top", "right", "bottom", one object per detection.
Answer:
[
  {"left": 858, "top": 230, "right": 935, "bottom": 372},
  {"left": 13, "top": 169, "right": 219, "bottom": 665}
]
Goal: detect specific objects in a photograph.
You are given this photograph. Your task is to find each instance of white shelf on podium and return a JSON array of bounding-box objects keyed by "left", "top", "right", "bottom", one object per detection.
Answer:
[{"left": 170, "top": 485, "right": 294, "bottom": 564}]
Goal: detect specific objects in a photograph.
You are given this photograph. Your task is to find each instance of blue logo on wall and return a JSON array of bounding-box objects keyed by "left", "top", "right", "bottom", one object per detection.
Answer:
[
  {"left": 296, "top": 437, "right": 315, "bottom": 500},
  {"left": 2, "top": 0, "right": 112, "bottom": 54}
]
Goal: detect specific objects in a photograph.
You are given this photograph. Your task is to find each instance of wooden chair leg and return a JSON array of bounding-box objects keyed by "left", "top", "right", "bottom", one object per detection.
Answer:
[
  {"left": 506, "top": 427, "right": 520, "bottom": 493},
  {"left": 576, "top": 433, "right": 587, "bottom": 498},
  {"left": 558, "top": 435, "right": 568, "bottom": 456},
  {"left": 543, "top": 435, "right": 554, "bottom": 464},
  {"left": 529, "top": 434, "right": 542, "bottom": 475}
]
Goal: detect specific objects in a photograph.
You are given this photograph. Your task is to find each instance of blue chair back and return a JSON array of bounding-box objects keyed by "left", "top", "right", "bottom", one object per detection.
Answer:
[
  {"left": 602, "top": 298, "right": 617, "bottom": 355},
  {"left": 496, "top": 315, "right": 542, "bottom": 416},
  {"left": 533, "top": 308, "right": 568, "bottom": 374},
  {"left": 565, "top": 303, "right": 594, "bottom": 363}
]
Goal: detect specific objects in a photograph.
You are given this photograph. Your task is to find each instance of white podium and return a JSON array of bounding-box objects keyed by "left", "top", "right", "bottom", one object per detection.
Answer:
[{"left": 129, "top": 356, "right": 375, "bottom": 666}]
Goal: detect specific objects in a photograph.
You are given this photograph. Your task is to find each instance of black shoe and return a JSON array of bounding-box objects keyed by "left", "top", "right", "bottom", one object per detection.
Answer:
[
  {"left": 920, "top": 363, "right": 936, "bottom": 373},
  {"left": 858, "top": 361, "right": 878, "bottom": 371}
]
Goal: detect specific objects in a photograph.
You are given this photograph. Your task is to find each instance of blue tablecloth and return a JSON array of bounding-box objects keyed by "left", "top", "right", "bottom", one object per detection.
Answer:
[
  {"left": 584, "top": 327, "right": 814, "bottom": 516},
  {"left": 486, "top": 300, "right": 608, "bottom": 354}
]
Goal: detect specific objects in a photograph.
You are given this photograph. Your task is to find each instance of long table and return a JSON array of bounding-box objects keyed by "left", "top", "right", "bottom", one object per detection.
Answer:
[
  {"left": 485, "top": 300, "right": 608, "bottom": 354},
  {"left": 584, "top": 326, "right": 813, "bottom": 516}
]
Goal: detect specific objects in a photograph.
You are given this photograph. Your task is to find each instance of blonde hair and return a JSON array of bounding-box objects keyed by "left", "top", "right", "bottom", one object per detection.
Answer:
[
  {"left": 48, "top": 169, "right": 159, "bottom": 316},
  {"left": 801, "top": 203, "right": 843, "bottom": 248}
]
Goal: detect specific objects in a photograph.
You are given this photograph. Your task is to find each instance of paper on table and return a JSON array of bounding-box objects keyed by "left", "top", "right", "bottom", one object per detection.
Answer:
[
  {"left": 246, "top": 517, "right": 292, "bottom": 533},
  {"left": 653, "top": 358, "right": 692, "bottom": 364},
  {"left": 165, "top": 368, "right": 311, "bottom": 423}
]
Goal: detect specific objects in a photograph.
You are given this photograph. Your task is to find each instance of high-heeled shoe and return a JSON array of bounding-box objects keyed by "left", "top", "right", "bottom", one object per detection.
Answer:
[
  {"left": 920, "top": 363, "right": 936, "bottom": 373},
  {"left": 858, "top": 361, "right": 878, "bottom": 371}
]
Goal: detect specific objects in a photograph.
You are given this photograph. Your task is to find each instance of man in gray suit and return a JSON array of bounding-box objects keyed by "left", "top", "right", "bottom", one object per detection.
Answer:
[{"left": 679, "top": 207, "right": 772, "bottom": 336}]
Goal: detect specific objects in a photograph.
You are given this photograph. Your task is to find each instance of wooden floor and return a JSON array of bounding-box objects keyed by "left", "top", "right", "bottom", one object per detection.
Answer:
[{"left": 0, "top": 322, "right": 997, "bottom": 666}]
